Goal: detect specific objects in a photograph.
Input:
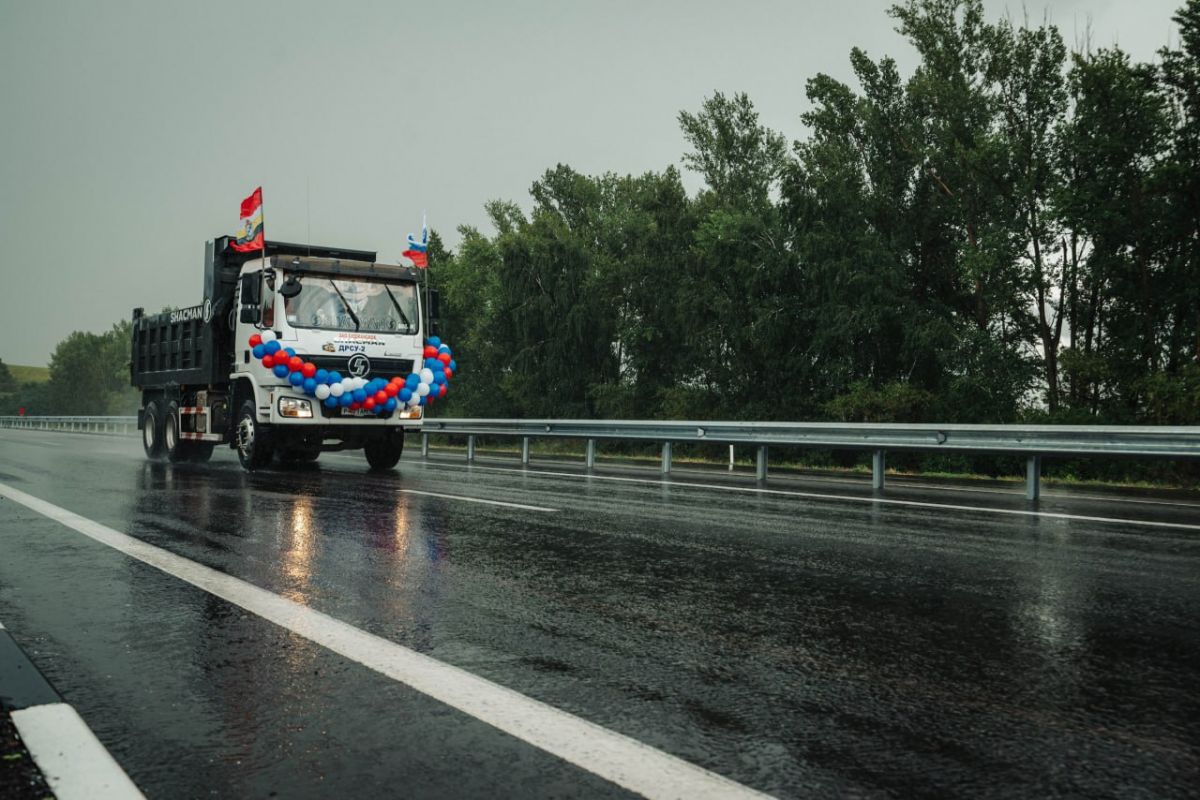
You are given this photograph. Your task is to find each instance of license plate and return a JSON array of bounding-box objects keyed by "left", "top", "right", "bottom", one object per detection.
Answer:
[{"left": 342, "top": 408, "right": 376, "bottom": 417}]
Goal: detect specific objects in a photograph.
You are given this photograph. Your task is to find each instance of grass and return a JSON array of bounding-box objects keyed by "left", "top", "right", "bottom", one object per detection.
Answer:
[{"left": 6, "top": 365, "right": 49, "bottom": 384}]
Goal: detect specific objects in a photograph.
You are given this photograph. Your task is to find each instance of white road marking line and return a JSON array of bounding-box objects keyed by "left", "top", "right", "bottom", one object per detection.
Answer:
[
  {"left": 400, "top": 488, "right": 556, "bottom": 513},
  {"left": 11, "top": 703, "right": 146, "bottom": 800},
  {"left": 432, "top": 462, "right": 1200, "bottom": 533},
  {"left": 0, "top": 482, "right": 771, "bottom": 800}
]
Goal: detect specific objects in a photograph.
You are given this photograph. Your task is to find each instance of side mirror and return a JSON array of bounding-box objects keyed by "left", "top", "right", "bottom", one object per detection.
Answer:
[
  {"left": 240, "top": 307, "right": 261, "bottom": 324},
  {"left": 240, "top": 272, "right": 261, "bottom": 306},
  {"left": 428, "top": 289, "right": 441, "bottom": 321},
  {"left": 280, "top": 274, "right": 302, "bottom": 299}
]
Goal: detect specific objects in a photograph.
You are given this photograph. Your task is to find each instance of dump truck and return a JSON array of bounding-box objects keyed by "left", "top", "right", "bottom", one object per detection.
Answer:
[{"left": 130, "top": 236, "right": 434, "bottom": 470}]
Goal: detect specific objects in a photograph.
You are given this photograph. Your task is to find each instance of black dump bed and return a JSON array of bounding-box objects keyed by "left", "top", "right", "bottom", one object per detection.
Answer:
[{"left": 130, "top": 236, "right": 377, "bottom": 390}]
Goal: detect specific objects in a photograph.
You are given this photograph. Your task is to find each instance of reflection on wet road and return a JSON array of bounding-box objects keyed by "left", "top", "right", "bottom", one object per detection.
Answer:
[{"left": 0, "top": 429, "right": 1198, "bottom": 798}]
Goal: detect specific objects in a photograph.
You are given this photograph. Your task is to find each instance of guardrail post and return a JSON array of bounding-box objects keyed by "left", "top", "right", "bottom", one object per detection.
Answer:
[
  {"left": 1026, "top": 455, "right": 1042, "bottom": 501},
  {"left": 585, "top": 439, "right": 596, "bottom": 470},
  {"left": 521, "top": 437, "right": 531, "bottom": 465},
  {"left": 467, "top": 435, "right": 476, "bottom": 462},
  {"left": 661, "top": 442, "right": 672, "bottom": 474},
  {"left": 756, "top": 446, "right": 768, "bottom": 482},
  {"left": 872, "top": 450, "right": 886, "bottom": 491},
  {"left": 421, "top": 433, "right": 429, "bottom": 457}
]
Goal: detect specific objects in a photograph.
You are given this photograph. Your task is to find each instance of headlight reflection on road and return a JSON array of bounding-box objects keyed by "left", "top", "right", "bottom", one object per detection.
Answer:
[{"left": 282, "top": 494, "right": 316, "bottom": 603}]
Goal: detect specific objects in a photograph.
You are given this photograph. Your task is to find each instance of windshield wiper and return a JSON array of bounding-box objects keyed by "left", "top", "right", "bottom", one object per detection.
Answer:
[
  {"left": 328, "top": 280, "right": 360, "bottom": 330},
  {"left": 383, "top": 284, "right": 414, "bottom": 332}
]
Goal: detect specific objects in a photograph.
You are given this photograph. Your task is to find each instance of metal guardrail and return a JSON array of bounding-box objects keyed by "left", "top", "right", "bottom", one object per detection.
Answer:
[
  {"left": 421, "top": 418, "right": 1200, "bottom": 500},
  {"left": 0, "top": 416, "right": 137, "bottom": 436},
  {"left": 5, "top": 415, "right": 1196, "bottom": 500}
]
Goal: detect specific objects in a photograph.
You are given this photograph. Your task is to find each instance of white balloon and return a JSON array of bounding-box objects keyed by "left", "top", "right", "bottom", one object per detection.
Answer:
[
  {"left": 417, "top": 382, "right": 430, "bottom": 397},
  {"left": 260, "top": 330, "right": 277, "bottom": 342},
  {"left": 315, "top": 384, "right": 331, "bottom": 400},
  {"left": 420, "top": 368, "right": 434, "bottom": 384},
  {"left": 408, "top": 395, "right": 421, "bottom": 407},
  {"left": 341, "top": 378, "right": 354, "bottom": 392},
  {"left": 330, "top": 383, "right": 345, "bottom": 397},
  {"left": 354, "top": 377, "right": 367, "bottom": 390}
]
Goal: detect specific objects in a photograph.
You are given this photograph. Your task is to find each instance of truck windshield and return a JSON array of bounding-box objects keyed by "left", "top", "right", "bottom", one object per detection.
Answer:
[{"left": 284, "top": 275, "right": 419, "bottom": 334}]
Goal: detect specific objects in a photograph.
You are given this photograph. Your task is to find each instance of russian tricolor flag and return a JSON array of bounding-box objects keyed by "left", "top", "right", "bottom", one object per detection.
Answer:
[{"left": 403, "top": 216, "right": 429, "bottom": 269}]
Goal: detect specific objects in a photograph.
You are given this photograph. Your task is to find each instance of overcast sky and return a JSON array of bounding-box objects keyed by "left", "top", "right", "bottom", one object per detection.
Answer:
[{"left": 0, "top": 0, "right": 1183, "bottom": 366}]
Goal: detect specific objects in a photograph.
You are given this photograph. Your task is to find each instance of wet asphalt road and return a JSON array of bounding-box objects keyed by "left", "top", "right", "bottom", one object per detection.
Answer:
[{"left": 0, "top": 429, "right": 1198, "bottom": 799}]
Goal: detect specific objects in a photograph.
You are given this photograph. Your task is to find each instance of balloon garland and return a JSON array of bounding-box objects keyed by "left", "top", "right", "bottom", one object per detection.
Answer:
[{"left": 247, "top": 330, "right": 457, "bottom": 414}]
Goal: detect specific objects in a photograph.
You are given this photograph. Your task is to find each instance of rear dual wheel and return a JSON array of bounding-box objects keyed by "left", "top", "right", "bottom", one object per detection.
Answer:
[{"left": 142, "top": 400, "right": 165, "bottom": 460}]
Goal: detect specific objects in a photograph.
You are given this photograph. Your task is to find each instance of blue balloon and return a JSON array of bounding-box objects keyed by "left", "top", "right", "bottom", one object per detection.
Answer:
[
  {"left": 423, "top": 357, "right": 437, "bottom": 369},
  {"left": 418, "top": 394, "right": 427, "bottom": 406},
  {"left": 428, "top": 336, "right": 442, "bottom": 347},
  {"left": 252, "top": 344, "right": 265, "bottom": 359},
  {"left": 352, "top": 388, "right": 367, "bottom": 403},
  {"left": 284, "top": 347, "right": 296, "bottom": 357},
  {"left": 399, "top": 387, "right": 413, "bottom": 402},
  {"left": 339, "top": 394, "right": 353, "bottom": 407},
  {"left": 405, "top": 374, "right": 420, "bottom": 389},
  {"left": 265, "top": 340, "right": 282, "bottom": 355},
  {"left": 315, "top": 369, "right": 330, "bottom": 384},
  {"left": 433, "top": 371, "right": 446, "bottom": 385},
  {"left": 372, "top": 404, "right": 383, "bottom": 414},
  {"left": 384, "top": 397, "right": 397, "bottom": 411},
  {"left": 303, "top": 378, "right": 317, "bottom": 394},
  {"left": 323, "top": 396, "right": 338, "bottom": 408},
  {"left": 289, "top": 371, "right": 304, "bottom": 386},
  {"left": 329, "top": 371, "right": 342, "bottom": 383},
  {"left": 273, "top": 364, "right": 289, "bottom": 378},
  {"left": 438, "top": 344, "right": 451, "bottom": 354},
  {"left": 448, "top": 359, "right": 457, "bottom": 372}
]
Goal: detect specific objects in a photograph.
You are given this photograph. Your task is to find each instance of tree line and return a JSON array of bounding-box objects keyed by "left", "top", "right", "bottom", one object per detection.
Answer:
[{"left": 434, "top": 0, "right": 1200, "bottom": 433}]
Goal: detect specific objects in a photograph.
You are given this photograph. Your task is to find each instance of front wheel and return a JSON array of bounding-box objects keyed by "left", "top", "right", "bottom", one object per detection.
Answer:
[
  {"left": 142, "top": 400, "right": 165, "bottom": 460},
  {"left": 235, "top": 400, "right": 274, "bottom": 471},
  {"left": 364, "top": 432, "right": 404, "bottom": 471}
]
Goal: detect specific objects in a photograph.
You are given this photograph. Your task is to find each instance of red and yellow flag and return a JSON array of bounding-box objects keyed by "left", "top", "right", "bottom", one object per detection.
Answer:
[{"left": 231, "top": 187, "right": 264, "bottom": 252}]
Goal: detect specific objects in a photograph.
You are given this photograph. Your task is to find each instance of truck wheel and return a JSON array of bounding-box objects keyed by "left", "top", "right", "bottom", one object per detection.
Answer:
[
  {"left": 142, "top": 400, "right": 166, "bottom": 460},
  {"left": 364, "top": 433, "right": 404, "bottom": 471},
  {"left": 189, "top": 443, "right": 215, "bottom": 463},
  {"left": 164, "top": 401, "right": 190, "bottom": 463},
  {"left": 235, "top": 399, "right": 274, "bottom": 471}
]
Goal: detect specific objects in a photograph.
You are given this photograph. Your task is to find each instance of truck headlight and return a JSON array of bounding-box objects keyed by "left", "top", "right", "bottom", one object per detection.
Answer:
[
  {"left": 278, "top": 397, "right": 313, "bottom": 418},
  {"left": 398, "top": 407, "right": 423, "bottom": 420}
]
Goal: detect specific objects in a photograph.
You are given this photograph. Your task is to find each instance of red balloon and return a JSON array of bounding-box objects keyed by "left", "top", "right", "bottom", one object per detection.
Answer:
[
  {"left": 384, "top": 383, "right": 398, "bottom": 397},
  {"left": 301, "top": 362, "right": 317, "bottom": 378},
  {"left": 437, "top": 352, "right": 451, "bottom": 365},
  {"left": 288, "top": 356, "right": 303, "bottom": 372},
  {"left": 437, "top": 383, "right": 447, "bottom": 397},
  {"left": 423, "top": 345, "right": 437, "bottom": 358},
  {"left": 374, "top": 390, "right": 387, "bottom": 404},
  {"left": 248, "top": 333, "right": 263, "bottom": 347},
  {"left": 262, "top": 354, "right": 275, "bottom": 368},
  {"left": 445, "top": 368, "right": 454, "bottom": 379},
  {"left": 350, "top": 401, "right": 360, "bottom": 410},
  {"left": 364, "top": 397, "right": 376, "bottom": 410}
]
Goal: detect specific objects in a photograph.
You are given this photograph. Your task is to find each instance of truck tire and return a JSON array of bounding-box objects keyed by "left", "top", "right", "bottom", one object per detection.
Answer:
[
  {"left": 189, "top": 443, "right": 215, "bottom": 462},
  {"left": 364, "top": 432, "right": 404, "bottom": 471},
  {"left": 235, "top": 399, "right": 274, "bottom": 471},
  {"left": 164, "top": 401, "right": 190, "bottom": 463},
  {"left": 142, "top": 400, "right": 166, "bottom": 460}
]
